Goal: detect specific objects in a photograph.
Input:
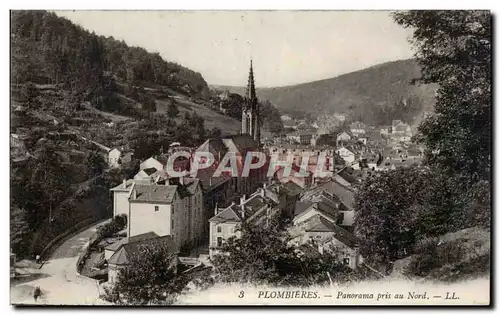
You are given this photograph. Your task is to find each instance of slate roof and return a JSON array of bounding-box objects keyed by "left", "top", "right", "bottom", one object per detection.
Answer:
[
  {"left": 291, "top": 214, "right": 360, "bottom": 249},
  {"left": 282, "top": 181, "right": 303, "bottom": 196},
  {"left": 105, "top": 232, "right": 159, "bottom": 252},
  {"left": 209, "top": 190, "right": 277, "bottom": 223},
  {"left": 110, "top": 179, "right": 135, "bottom": 191},
  {"left": 143, "top": 167, "right": 158, "bottom": 176},
  {"left": 108, "top": 235, "right": 176, "bottom": 266},
  {"left": 223, "top": 134, "right": 259, "bottom": 153},
  {"left": 294, "top": 201, "right": 315, "bottom": 217},
  {"left": 317, "top": 224, "right": 360, "bottom": 248},
  {"left": 131, "top": 184, "right": 178, "bottom": 204},
  {"left": 196, "top": 138, "right": 228, "bottom": 156},
  {"left": 302, "top": 179, "right": 355, "bottom": 209},
  {"left": 209, "top": 206, "right": 242, "bottom": 223}
]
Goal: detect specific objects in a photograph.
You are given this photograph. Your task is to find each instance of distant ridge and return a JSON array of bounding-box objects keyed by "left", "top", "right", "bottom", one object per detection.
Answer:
[{"left": 211, "top": 59, "right": 437, "bottom": 125}]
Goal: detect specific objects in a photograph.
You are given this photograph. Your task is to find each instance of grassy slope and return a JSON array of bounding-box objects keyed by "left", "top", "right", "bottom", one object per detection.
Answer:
[
  {"left": 391, "top": 226, "right": 490, "bottom": 282},
  {"left": 155, "top": 96, "right": 241, "bottom": 135}
]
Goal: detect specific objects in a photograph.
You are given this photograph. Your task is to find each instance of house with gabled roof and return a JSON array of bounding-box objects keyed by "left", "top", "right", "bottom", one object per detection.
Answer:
[
  {"left": 288, "top": 211, "right": 363, "bottom": 269},
  {"left": 107, "top": 234, "right": 177, "bottom": 285},
  {"left": 208, "top": 182, "right": 297, "bottom": 258},
  {"left": 112, "top": 175, "right": 204, "bottom": 251}
]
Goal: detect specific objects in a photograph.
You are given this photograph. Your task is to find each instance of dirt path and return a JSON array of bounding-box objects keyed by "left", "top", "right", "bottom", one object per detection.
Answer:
[{"left": 10, "top": 220, "right": 111, "bottom": 305}]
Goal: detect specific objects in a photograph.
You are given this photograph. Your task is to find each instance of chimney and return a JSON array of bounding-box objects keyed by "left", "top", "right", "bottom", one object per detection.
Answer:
[
  {"left": 132, "top": 188, "right": 137, "bottom": 200},
  {"left": 122, "top": 179, "right": 127, "bottom": 188},
  {"left": 240, "top": 205, "right": 245, "bottom": 220},
  {"left": 214, "top": 203, "right": 219, "bottom": 216},
  {"left": 260, "top": 188, "right": 265, "bottom": 198},
  {"left": 263, "top": 183, "right": 267, "bottom": 190}
]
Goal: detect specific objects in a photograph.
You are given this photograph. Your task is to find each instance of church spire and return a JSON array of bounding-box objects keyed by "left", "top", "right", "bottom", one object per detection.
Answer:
[
  {"left": 245, "top": 60, "right": 256, "bottom": 108},
  {"left": 241, "top": 60, "right": 260, "bottom": 146}
]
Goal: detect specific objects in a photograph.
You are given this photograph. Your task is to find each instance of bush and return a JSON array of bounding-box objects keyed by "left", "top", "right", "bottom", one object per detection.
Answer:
[
  {"left": 405, "top": 238, "right": 466, "bottom": 278},
  {"left": 96, "top": 214, "right": 127, "bottom": 240},
  {"left": 114, "top": 214, "right": 127, "bottom": 229}
]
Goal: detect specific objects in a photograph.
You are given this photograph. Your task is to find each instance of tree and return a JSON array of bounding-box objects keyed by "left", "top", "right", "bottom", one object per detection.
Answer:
[
  {"left": 393, "top": 11, "right": 491, "bottom": 183},
  {"left": 209, "top": 127, "right": 222, "bottom": 139},
  {"left": 391, "top": 11, "right": 492, "bottom": 234},
  {"left": 167, "top": 100, "right": 179, "bottom": 118},
  {"left": 86, "top": 151, "right": 107, "bottom": 177},
  {"left": 105, "top": 242, "right": 187, "bottom": 305},
  {"left": 354, "top": 167, "right": 432, "bottom": 265},
  {"left": 211, "top": 219, "right": 348, "bottom": 286},
  {"left": 10, "top": 205, "right": 30, "bottom": 256}
]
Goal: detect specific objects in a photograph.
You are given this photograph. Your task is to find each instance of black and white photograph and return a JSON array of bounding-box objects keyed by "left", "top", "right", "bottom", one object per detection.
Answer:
[{"left": 8, "top": 9, "right": 491, "bottom": 306}]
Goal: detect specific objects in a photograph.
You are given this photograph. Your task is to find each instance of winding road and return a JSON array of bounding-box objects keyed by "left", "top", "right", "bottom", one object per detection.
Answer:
[{"left": 10, "top": 220, "right": 111, "bottom": 305}]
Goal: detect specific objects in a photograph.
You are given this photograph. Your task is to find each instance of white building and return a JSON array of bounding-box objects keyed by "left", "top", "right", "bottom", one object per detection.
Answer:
[
  {"left": 335, "top": 147, "right": 356, "bottom": 164},
  {"left": 110, "top": 177, "right": 204, "bottom": 251},
  {"left": 349, "top": 122, "right": 366, "bottom": 136},
  {"left": 208, "top": 184, "right": 294, "bottom": 258}
]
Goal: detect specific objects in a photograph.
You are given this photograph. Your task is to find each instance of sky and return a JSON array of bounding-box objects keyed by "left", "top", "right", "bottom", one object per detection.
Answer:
[{"left": 55, "top": 11, "right": 415, "bottom": 87}]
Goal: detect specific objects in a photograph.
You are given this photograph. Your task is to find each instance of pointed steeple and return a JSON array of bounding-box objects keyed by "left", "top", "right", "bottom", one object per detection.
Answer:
[
  {"left": 241, "top": 60, "right": 260, "bottom": 146},
  {"left": 245, "top": 60, "right": 256, "bottom": 107}
]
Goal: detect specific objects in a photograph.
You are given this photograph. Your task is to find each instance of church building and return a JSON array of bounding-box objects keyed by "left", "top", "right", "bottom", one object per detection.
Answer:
[{"left": 241, "top": 60, "right": 260, "bottom": 145}]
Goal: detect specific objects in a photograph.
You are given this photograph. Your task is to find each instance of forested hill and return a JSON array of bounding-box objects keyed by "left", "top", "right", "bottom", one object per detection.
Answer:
[
  {"left": 212, "top": 59, "right": 438, "bottom": 126},
  {"left": 11, "top": 11, "right": 209, "bottom": 100}
]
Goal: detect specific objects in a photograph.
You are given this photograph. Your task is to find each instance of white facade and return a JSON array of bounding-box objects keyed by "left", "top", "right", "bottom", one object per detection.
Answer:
[
  {"left": 140, "top": 157, "right": 164, "bottom": 171},
  {"left": 112, "top": 181, "right": 204, "bottom": 251},
  {"left": 335, "top": 147, "right": 355, "bottom": 164},
  {"left": 336, "top": 132, "right": 351, "bottom": 143},
  {"left": 129, "top": 202, "right": 175, "bottom": 241},
  {"left": 108, "top": 148, "right": 122, "bottom": 168},
  {"left": 208, "top": 221, "right": 241, "bottom": 257},
  {"left": 339, "top": 210, "right": 355, "bottom": 226},
  {"left": 334, "top": 114, "right": 346, "bottom": 122},
  {"left": 111, "top": 180, "right": 133, "bottom": 217}
]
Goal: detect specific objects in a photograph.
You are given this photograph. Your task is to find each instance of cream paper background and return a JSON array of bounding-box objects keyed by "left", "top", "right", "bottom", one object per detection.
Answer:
[{"left": 177, "top": 276, "right": 490, "bottom": 305}]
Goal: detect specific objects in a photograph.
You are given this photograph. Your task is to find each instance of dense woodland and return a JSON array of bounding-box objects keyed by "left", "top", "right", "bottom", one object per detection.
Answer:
[{"left": 11, "top": 11, "right": 210, "bottom": 103}]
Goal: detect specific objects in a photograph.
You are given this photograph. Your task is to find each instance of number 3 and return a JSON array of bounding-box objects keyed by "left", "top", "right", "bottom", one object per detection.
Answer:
[{"left": 238, "top": 291, "right": 245, "bottom": 298}]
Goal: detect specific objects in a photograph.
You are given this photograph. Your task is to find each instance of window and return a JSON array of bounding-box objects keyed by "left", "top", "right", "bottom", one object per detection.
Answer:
[
  {"left": 217, "top": 237, "right": 223, "bottom": 247},
  {"left": 336, "top": 212, "right": 345, "bottom": 225},
  {"left": 217, "top": 226, "right": 222, "bottom": 233},
  {"left": 171, "top": 219, "right": 174, "bottom": 229},
  {"left": 172, "top": 205, "right": 175, "bottom": 215},
  {"left": 154, "top": 206, "right": 159, "bottom": 212}
]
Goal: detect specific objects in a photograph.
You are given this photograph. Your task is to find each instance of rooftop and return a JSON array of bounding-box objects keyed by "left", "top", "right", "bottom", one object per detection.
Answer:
[
  {"left": 131, "top": 184, "right": 178, "bottom": 204},
  {"left": 108, "top": 235, "right": 176, "bottom": 266},
  {"left": 105, "top": 232, "right": 159, "bottom": 252}
]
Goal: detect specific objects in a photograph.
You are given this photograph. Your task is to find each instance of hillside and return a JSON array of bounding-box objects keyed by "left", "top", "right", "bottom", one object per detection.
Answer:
[
  {"left": 212, "top": 59, "right": 438, "bottom": 126},
  {"left": 9, "top": 11, "right": 241, "bottom": 259}
]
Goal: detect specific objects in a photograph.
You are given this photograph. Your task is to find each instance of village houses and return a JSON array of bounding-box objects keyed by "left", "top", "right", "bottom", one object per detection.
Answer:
[
  {"left": 349, "top": 121, "right": 366, "bottom": 136},
  {"left": 208, "top": 181, "right": 302, "bottom": 258}
]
